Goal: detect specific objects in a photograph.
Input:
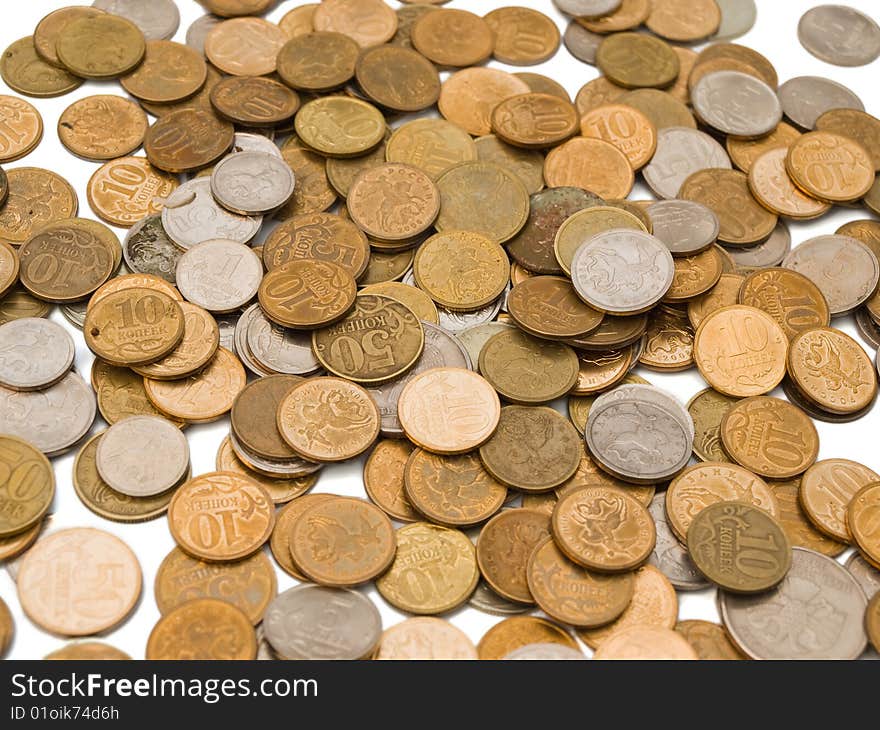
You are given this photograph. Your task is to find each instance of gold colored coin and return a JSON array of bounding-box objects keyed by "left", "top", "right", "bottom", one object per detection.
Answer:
[
  {"left": 772, "top": 478, "right": 847, "bottom": 557},
  {"left": 786, "top": 131, "right": 875, "bottom": 203},
  {"left": 575, "top": 76, "right": 627, "bottom": 117},
  {"left": 364, "top": 439, "right": 419, "bottom": 522},
  {"left": 376, "top": 522, "right": 479, "bottom": 614},
  {"left": 594, "top": 626, "right": 698, "bottom": 660},
  {"left": 0, "top": 434, "right": 54, "bottom": 538},
  {"left": 688, "top": 273, "right": 745, "bottom": 330},
  {"left": 544, "top": 137, "right": 634, "bottom": 199},
  {"left": 675, "top": 620, "right": 746, "bottom": 660},
  {"left": 579, "top": 103, "right": 658, "bottom": 170},
  {"left": 56, "top": 14, "right": 146, "bottom": 79},
  {"left": 477, "top": 616, "right": 577, "bottom": 660},
  {"left": 557, "top": 449, "right": 656, "bottom": 508},
  {"left": 439, "top": 67, "right": 531, "bottom": 137},
  {"left": 92, "top": 359, "right": 183, "bottom": 426},
  {"left": 386, "top": 119, "right": 477, "bottom": 180},
  {"left": 0, "top": 37, "right": 82, "bottom": 97},
  {"left": 596, "top": 32, "right": 680, "bottom": 89},
  {"left": 491, "top": 93, "right": 579, "bottom": 149},
  {"left": 639, "top": 306, "right": 695, "bottom": 372},
  {"left": 0, "top": 95, "right": 43, "bottom": 163},
  {"left": 848, "top": 482, "right": 880, "bottom": 566},
  {"left": 87, "top": 156, "right": 179, "bottom": 227},
  {"left": 738, "top": 268, "right": 830, "bottom": 341},
  {"left": 314, "top": 0, "right": 399, "bottom": 48},
  {"left": 89, "top": 273, "right": 181, "bottom": 311},
  {"left": 476, "top": 508, "right": 550, "bottom": 604},
  {"left": 33, "top": 6, "right": 105, "bottom": 69},
  {"left": 800, "top": 459, "right": 880, "bottom": 542},
  {"left": 816, "top": 108, "right": 880, "bottom": 171},
  {"left": 259, "top": 260, "right": 357, "bottom": 330},
  {"left": 688, "top": 388, "right": 739, "bottom": 463},
  {"left": 664, "top": 247, "right": 724, "bottom": 302},
  {"left": 45, "top": 643, "right": 131, "bottom": 661},
  {"left": 749, "top": 148, "right": 831, "bottom": 219},
  {"left": 120, "top": 40, "right": 207, "bottom": 104},
  {"left": 269, "top": 494, "right": 335, "bottom": 580},
  {"left": 132, "top": 303, "right": 219, "bottom": 381},
  {"left": 0, "top": 167, "right": 78, "bottom": 245},
  {"left": 410, "top": 8, "right": 492, "bottom": 67},
  {"left": 361, "top": 282, "right": 438, "bottom": 325},
  {"left": 146, "top": 599, "right": 256, "bottom": 660},
  {"left": 58, "top": 95, "right": 147, "bottom": 162},
  {"left": 474, "top": 134, "right": 545, "bottom": 194},
  {"left": 205, "top": 18, "right": 286, "bottom": 76},
  {"left": 619, "top": 88, "right": 696, "bottom": 130},
  {"left": 507, "top": 276, "right": 604, "bottom": 340},
  {"left": 727, "top": 121, "right": 802, "bottom": 173},
  {"left": 295, "top": 96, "right": 385, "bottom": 158},
  {"left": 484, "top": 7, "right": 560, "bottom": 66},
  {"left": 216, "top": 436, "right": 317, "bottom": 505}
]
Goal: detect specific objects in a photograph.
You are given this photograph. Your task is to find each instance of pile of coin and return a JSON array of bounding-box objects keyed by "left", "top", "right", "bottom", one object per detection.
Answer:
[{"left": 2, "top": 0, "right": 880, "bottom": 661}]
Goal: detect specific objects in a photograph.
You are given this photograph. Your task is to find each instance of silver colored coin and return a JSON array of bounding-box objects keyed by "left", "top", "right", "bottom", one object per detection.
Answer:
[
  {"left": 210, "top": 152, "right": 295, "bottom": 216},
  {"left": 563, "top": 21, "right": 602, "bottom": 65},
  {"left": 712, "top": 0, "right": 757, "bottom": 41},
  {"left": 798, "top": 4, "right": 880, "bottom": 67},
  {"left": 856, "top": 307, "right": 880, "bottom": 350},
  {"left": 231, "top": 133, "right": 282, "bottom": 158},
  {"left": 229, "top": 429, "right": 321, "bottom": 480},
  {"left": 586, "top": 387, "right": 692, "bottom": 484},
  {"left": 234, "top": 305, "right": 275, "bottom": 377},
  {"left": 778, "top": 76, "right": 865, "bottom": 130},
  {"left": 366, "top": 321, "right": 471, "bottom": 437},
  {"left": 692, "top": 70, "right": 782, "bottom": 138},
  {"left": 264, "top": 585, "right": 382, "bottom": 660},
  {"left": 92, "top": 0, "right": 180, "bottom": 40},
  {"left": 123, "top": 215, "right": 182, "bottom": 285},
  {"left": 246, "top": 306, "right": 320, "bottom": 376},
  {"left": 571, "top": 229, "right": 675, "bottom": 315},
  {"left": 0, "top": 318, "right": 75, "bottom": 391},
  {"left": 647, "top": 493, "right": 709, "bottom": 591},
  {"left": 96, "top": 415, "right": 189, "bottom": 497},
  {"left": 643, "top": 127, "right": 732, "bottom": 199},
  {"left": 782, "top": 235, "right": 880, "bottom": 315},
  {"left": 175, "top": 239, "right": 263, "bottom": 314},
  {"left": 468, "top": 580, "right": 530, "bottom": 616},
  {"left": 553, "top": 0, "right": 621, "bottom": 17},
  {"left": 722, "top": 220, "right": 791, "bottom": 268},
  {"left": 215, "top": 314, "right": 239, "bottom": 354},
  {"left": 595, "top": 383, "right": 694, "bottom": 442},
  {"left": 846, "top": 552, "right": 880, "bottom": 600},
  {"left": 61, "top": 301, "right": 88, "bottom": 330},
  {"left": 647, "top": 200, "right": 720, "bottom": 256},
  {"left": 185, "top": 14, "right": 222, "bottom": 54},
  {"left": 162, "top": 178, "right": 262, "bottom": 250},
  {"left": 454, "top": 322, "right": 517, "bottom": 374},
  {"left": 0, "top": 372, "right": 96, "bottom": 456},
  {"left": 720, "top": 547, "right": 868, "bottom": 660},
  {"left": 504, "top": 643, "right": 586, "bottom": 660}
]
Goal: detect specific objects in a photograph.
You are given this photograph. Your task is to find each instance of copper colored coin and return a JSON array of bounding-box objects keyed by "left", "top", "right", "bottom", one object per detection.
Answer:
[
  {"left": 619, "top": 88, "right": 696, "bottom": 131},
  {"left": 491, "top": 93, "right": 579, "bottom": 150},
  {"left": 786, "top": 131, "right": 875, "bottom": 203},
  {"left": 474, "top": 134, "right": 544, "bottom": 194},
  {"left": 664, "top": 247, "right": 724, "bottom": 303},
  {"left": 92, "top": 359, "right": 183, "bottom": 426},
  {"left": 687, "top": 388, "right": 739, "bottom": 463},
  {"left": 478, "top": 616, "right": 577, "bottom": 660},
  {"left": 800, "top": 459, "right": 880, "bottom": 542},
  {"left": 132, "top": 302, "right": 220, "bottom": 381},
  {"left": 145, "top": 109, "right": 233, "bottom": 174},
  {"left": 596, "top": 32, "right": 680, "bottom": 89},
  {"left": 404, "top": 448, "right": 506, "bottom": 527},
  {"left": 0, "top": 167, "right": 78, "bottom": 245},
  {"left": 544, "top": 137, "right": 634, "bottom": 199},
  {"left": 312, "top": 294, "right": 424, "bottom": 384},
  {"left": 84, "top": 288, "right": 184, "bottom": 367},
  {"left": 121, "top": 40, "right": 206, "bottom": 104},
  {"left": 231, "top": 375, "right": 303, "bottom": 461},
  {"left": 575, "top": 77, "right": 627, "bottom": 117},
  {"left": 787, "top": 327, "right": 877, "bottom": 414},
  {"left": 738, "top": 268, "right": 830, "bottom": 341},
  {"left": 594, "top": 626, "right": 697, "bottom": 660},
  {"left": 0, "top": 435, "right": 54, "bottom": 538},
  {"left": 313, "top": 0, "right": 398, "bottom": 48},
  {"left": 168, "top": 472, "right": 275, "bottom": 562},
  {"left": 146, "top": 599, "right": 256, "bottom": 660},
  {"left": 721, "top": 396, "right": 819, "bottom": 479},
  {"left": 1, "top": 36, "right": 82, "bottom": 98},
  {"left": 356, "top": 45, "right": 440, "bottom": 113},
  {"left": 849, "top": 482, "right": 880, "bottom": 570},
  {"left": 694, "top": 305, "right": 788, "bottom": 397},
  {"left": 553, "top": 486, "right": 656, "bottom": 572},
  {"left": 695, "top": 42, "right": 778, "bottom": 88},
  {"left": 507, "top": 276, "right": 603, "bottom": 339},
  {"left": 289, "top": 497, "right": 395, "bottom": 586},
  {"left": 57, "top": 95, "right": 146, "bottom": 161},
  {"left": 276, "top": 32, "right": 359, "bottom": 92},
  {"left": 485, "top": 7, "right": 560, "bottom": 66},
  {"left": 33, "top": 6, "right": 106, "bottom": 68},
  {"left": 56, "top": 14, "right": 146, "bottom": 79},
  {"left": 259, "top": 260, "right": 356, "bottom": 330},
  {"left": 868, "top": 593, "right": 880, "bottom": 654},
  {"left": 398, "top": 367, "right": 500, "bottom": 455},
  {"left": 646, "top": 0, "right": 721, "bottom": 41},
  {"left": 639, "top": 307, "right": 695, "bottom": 372},
  {"left": 411, "top": 9, "right": 492, "bottom": 67},
  {"left": 674, "top": 620, "right": 745, "bottom": 660},
  {"left": 681, "top": 169, "right": 777, "bottom": 246},
  {"left": 0, "top": 96, "right": 43, "bottom": 164},
  {"left": 144, "top": 347, "right": 246, "bottom": 423},
  {"left": 771, "top": 478, "right": 846, "bottom": 557},
  {"left": 386, "top": 119, "right": 476, "bottom": 181},
  {"left": 727, "top": 121, "right": 802, "bottom": 173},
  {"left": 216, "top": 436, "right": 317, "bottom": 505},
  {"left": 377, "top": 618, "right": 477, "bottom": 660},
  {"left": 89, "top": 272, "right": 182, "bottom": 311},
  {"left": 44, "top": 643, "right": 131, "bottom": 661},
  {"left": 439, "top": 68, "right": 531, "bottom": 137},
  {"left": 294, "top": 96, "right": 385, "bottom": 158},
  {"left": 749, "top": 148, "right": 831, "bottom": 220},
  {"left": 17, "top": 528, "right": 141, "bottom": 636},
  {"left": 364, "top": 439, "right": 419, "bottom": 522},
  {"left": 580, "top": 103, "right": 658, "bottom": 170},
  {"left": 87, "top": 156, "right": 179, "bottom": 227},
  {"left": 837, "top": 220, "right": 880, "bottom": 260},
  {"left": 348, "top": 163, "right": 440, "bottom": 242},
  {"left": 277, "top": 141, "right": 337, "bottom": 219},
  {"left": 205, "top": 18, "right": 285, "bottom": 76},
  {"left": 263, "top": 212, "right": 369, "bottom": 278},
  {"left": 0, "top": 241, "right": 19, "bottom": 300},
  {"left": 0, "top": 596, "right": 12, "bottom": 656},
  {"left": 277, "top": 377, "right": 380, "bottom": 462},
  {"left": 209, "top": 75, "right": 300, "bottom": 128},
  {"left": 269, "top": 493, "right": 335, "bottom": 579},
  {"left": 816, "top": 108, "right": 880, "bottom": 171}
]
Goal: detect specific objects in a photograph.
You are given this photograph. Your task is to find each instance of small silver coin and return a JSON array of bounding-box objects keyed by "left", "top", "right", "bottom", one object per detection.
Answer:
[
  {"left": 596, "top": 383, "right": 694, "bottom": 441},
  {"left": 455, "top": 322, "right": 517, "bottom": 374},
  {"left": 0, "top": 318, "right": 75, "bottom": 391},
  {"left": 366, "top": 321, "right": 471, "bottom": 437},
  {"left": 210, "top": 152, "right": 295, "bottom": 216},
  {"left": 245, "top": 306, "right": 321, "bottom": 376},
  {"left": 231, "top": 133, "right": 283, "bottom": 158},
  {"left": 571, "top": 229, "right": 675, "bottom": 315},
  {"left": 720, "top": 547, "right": 868, "bottom": 660},
  {"left": 563, "top": 21, "right": 602, "bottom": 65},
  {"left": 234, "top": 305, "right": 275, "bottom": 377},
  {"left": 846, "top": 552, "right": 880, "bottom": 601},
  {"left": 647, "top": 493, "right": 710, "bottom": 591},
  {"left": 162, "top": 178, "right": 262, "bottom": 250},
  {"left": 504, "top": 643, "right": 586, "bottom": 660},
  {"left": 643, "top": 126, "right": 732, "bottom": 199},
  {"left": 553, "top": 0, "right": 621, "bottom": 17},
  {"left": 468, "top": 580, "right": 531, "bottom": 616},
  {"left": 215, "top": 313, "right": 239, "bottom": 353},
  {"left": 60, "top": 301, "right": 88, "bottom": 330},
  {"left": 0, "top": 372, "right": 96, "bottom": 456},
  {"left": 782, "top": 235, "right": 880, "bottom": 315},
  {"left": 185, "top": 13, "right": 221, "bottom": 54},
  {"left": 96, "top": 415, "right": 189, "bottom": 497},
  {"left": 264, "top": 585, "right": 382, "bottom": 660},
  {"left": 856, "top": 307, "right": 880, "bottom": 350},
  {"left": 722, "top": 220, "right": 791, "bottom": 268},
  {"left": 647, "top": 200, "right": 720, "bottom": 256},
  {"left": 798, "top": 4, "right": 880, "bottom": 67},
  {"left": 692, "top": 70, "right": 782, "bottom": 138},
  {"left": 175, "top": 239, "right": 263, "bottom": 314},
  {"left": 92, "top": 0, "right": 180, "bottom": 40},
  {"left": 712, "top": 0, "right": 757, "bottom": 41},
  {"left": 123, "top": 215, "right": 182, "bottom": 285},
  {"left": 778, "top": 76, "right": 865, "bottom": 130},
  {"left": 229, "top": 429, "right": 321, "bottom": 480}
]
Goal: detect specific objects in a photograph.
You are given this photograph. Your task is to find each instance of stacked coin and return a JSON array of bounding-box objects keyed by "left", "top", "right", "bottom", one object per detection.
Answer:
[{"left": 2, "top": 0, "right": 880, "bottom": 661}]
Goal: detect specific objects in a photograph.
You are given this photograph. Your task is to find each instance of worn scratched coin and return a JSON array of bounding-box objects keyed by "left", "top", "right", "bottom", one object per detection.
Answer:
[
  {"left": 57, "top": 13, "right": 145, "bottom": 79},
  {"left": 145, "top": 109, "right": 234, "bottom": 175},
  {"left": 1, "top": 36, "right": 82, "bottom": 97},
  {"left": 571, "top": 230, "right": 674, "bottom": 315},
  {"left": 507, "top": 276, "right": 603, "bottom": 340},
  {"left": 377, "top": 522, "right": 478, "bottom": 614},
  {"left": 265, "top": 584, "right": 380, "bottom": 660},
  {"left": 721, "top": 547, "right": 867, "bottom": 659},
  {"left": 96, "top": 416, "right": 188, "bottom": 497},
  {"left": 772, "top": 478, "right": 846, "bottom": 557},
  {"left": 276, "top": 31, "right": 359, "bottom": 92},
  {"left": 648, "top": 493, "right": 708, "bottom": 590},
  {"left": 356, "top": 45, "right": 440, "bottom": 113},
  {"left": 34, "top": 6, "right": 105, "bottom": 67},
  {"left": 162, "top": 178, "right": 261, "bottom": 250},
  {"left": 122, "top": 216, "right": 180, "bottom": 285},
  {"left": 0, "top": 168, "right": 77, "bottom": 245},
  {"left": 0, "top": 435, "right": 53, "bottom": 538},
  {"left": 596, "top": 32, "right": 679, "bottom": 89},
  {"left": 798, "top": 5, "right": 880, "bottom": 67},
  {"left": 385, "top": 119, "right": 476, "bottom": 182},
  {"left": 476, "top": 508, "right": 550, "bottom": 604},
  {"left": 263, "top": 212, "right": 368, "bottom": 277},
  {"left": 210, "top": 75, "right": 299, "bottom": 128},
  {"left": 439, "top": 67, "right": 530, "bottom": 138},
  {"left": 120, "top": 40, "right": 205, "bottom": 105},
  {"left": 0, "top": 96, "right": 42, "bottom": 164},
  {"left": 175, "top": 239, "right": 261, "bottom": 315},
  {"left": 692, "top": 71, "right": 781, "bottom": 138},
  {"left": 0, "top": 319, "right": 74, "bottom": 392},
  {"left": 147, "top": 598, "right": 255, "bottom": 660},
  {"left": 782, "top": 235, "right": 879, "bottom": 315},
  {"left": 778, "top": 76, "right": 864, "bottom": 130},
  {"left": 58, "top": 95, "right": 147, "bottom": 161},
  {"left": 644, "top": 127, "right": 731, "bottom": 200},
  {"left": 800, "top": 459, "right": 880, "bottom": 542},
  {"left": 211, "top": 152, "right": 294, "bottom": 216},
  {"left": 687, "top": 388, "right": 738, "bottom": 462},
  {"left": 648, "top": 200, "right": 720, "bottom": 257}
]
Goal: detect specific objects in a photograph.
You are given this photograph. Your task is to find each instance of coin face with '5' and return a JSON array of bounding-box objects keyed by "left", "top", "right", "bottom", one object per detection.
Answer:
[{"left": 687, "top": 501, "right": 792, "bottom": 593}]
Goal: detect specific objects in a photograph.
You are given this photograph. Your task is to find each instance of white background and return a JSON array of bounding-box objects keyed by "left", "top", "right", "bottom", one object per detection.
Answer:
[{"left": 2, "top": 0, "right": 880, "bottom": 660}]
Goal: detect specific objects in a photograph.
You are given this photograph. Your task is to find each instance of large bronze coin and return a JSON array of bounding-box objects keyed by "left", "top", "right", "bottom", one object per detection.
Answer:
[
  {"left": 786, "top": 131, "right": 875, "bottom": 203},
  {"left": 772, "top": 478, "right": 846, "bottom": 557},
  {"left": 295, "top": 97, "right": 385, "bottom": 158},
  {"left": 738, "top": 268, "right": 830, "bottom": 341},
  {"left": 209, "top": 75, "right": 300, "bottom": 128},
  {"left": 276, "top": 31, "right": 359, "bottom": 92},
  {"left": 259, "top": 260, "right": 356, "bottom": 330},
  {"left": 507, "top": 276, "right": 604, "bottom": 339},
  {"left": 544, "top": 137, "right": 634, "bottom": 199},
  {"left": 596, "top": 32, "right": 680, "bottom": 89},
  {"left": 58, "top": 95, "right": 147, "bottom": 161},
  {"left": 0, "top": 435, "right": 54, "bottom": 538},
  {"left": 56, "top": 14, "right": 146, "bottom": 79},
  {"left": 356, "top": 45, "right": 440, "bottom": 112},
  {"left": 120, "top": 40, "right": 207, "bottom": 104},
  {"left": 146, "top": 599, "right": 256, "bottom": 660},
  {"left": 0, "top": 167, "right": 78, "bottom": 245},
  {"left": 205, "top": 18, "right": 286, "bottom": 76},
  {"left": 800, "top": 459, "right": 880, "bottom": 542},
  {"left": 492, "top": 93, "right": 579, "bottom": 149},
  {"left": 231, "top": 375, "right": 303, "bottom": 461},
  {"left": 411, "top": 9, "right": 492, "bottom": 67},
  {"left": 263, "top": 212, "right": 369, "bottom": 278},
  {"left": 847, "top": 482, "right": 880, "bottom": 567},
  {"left": 87, "top": 157, "right": 178, "bottom": 228},
  {"left": 0, "top": 37, "right": 82, "bottom": 97},
  {"left": 144, "top": 109, "right": 234, "bottom": 173},
  {"left": 476, "top": 508, "right": 550, "bottom": 604},
  {"left": 478, "top": 616, "right": 578, "bottom": 660}
]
